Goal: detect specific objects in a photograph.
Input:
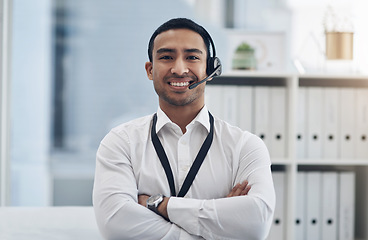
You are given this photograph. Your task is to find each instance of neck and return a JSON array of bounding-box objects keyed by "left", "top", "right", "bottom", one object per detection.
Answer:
[{"left": 160, "top": 103, "right": 204, "bottom": 134}]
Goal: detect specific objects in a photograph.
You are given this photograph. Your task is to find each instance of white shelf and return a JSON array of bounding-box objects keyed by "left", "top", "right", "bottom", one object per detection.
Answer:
[
  {"left": 223, "top": 70, "right": 296, "bottom": 78},
  {"left": 223, "top": 70, "right": 368, "bottom": 79},
  {"left": 299, "top": 73, "right": 368, "bottom": 80},
  {"left": 296, "top": 159, "right": 368, "bottom": 166},
  {"left": 271, "top": 158, "right": 368, "bottom": 166},
  {"left": 271, "top": 158, "right": 293, "bottom": 165},
  {"left": 211, "top": 73, "right": 368, "bottom": 240}
]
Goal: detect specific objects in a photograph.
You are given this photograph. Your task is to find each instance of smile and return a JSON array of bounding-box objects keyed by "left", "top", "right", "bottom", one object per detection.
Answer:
[{"left": 170, "top": 82, "right": 190, "bottom": 87}]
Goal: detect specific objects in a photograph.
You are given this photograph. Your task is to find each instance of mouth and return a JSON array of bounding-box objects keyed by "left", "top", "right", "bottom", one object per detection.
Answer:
[
  {"left": 168, "top": 78, "right": 196, "bottom": 88},
  {"left": 169, "top": 81, "right": 192, "bottom": 87}
]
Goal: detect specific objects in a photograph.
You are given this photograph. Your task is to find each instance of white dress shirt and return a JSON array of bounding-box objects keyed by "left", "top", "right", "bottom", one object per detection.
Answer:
[{"left": 93, "top": 105, "right": 275, "bottom": 240}]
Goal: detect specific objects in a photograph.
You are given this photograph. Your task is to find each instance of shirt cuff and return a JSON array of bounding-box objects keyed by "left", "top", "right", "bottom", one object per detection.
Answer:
[{"left": 167, "top": 197, "right": 203, "bottom": 236}]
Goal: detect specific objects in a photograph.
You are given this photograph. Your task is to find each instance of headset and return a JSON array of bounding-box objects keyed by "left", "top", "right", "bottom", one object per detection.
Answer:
[{"left": 189, "top": 29, "right": 222, "bottom": 89}]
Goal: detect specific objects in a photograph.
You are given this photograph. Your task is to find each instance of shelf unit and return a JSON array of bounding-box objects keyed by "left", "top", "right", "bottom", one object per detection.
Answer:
[{"left": 207, "top": 71, "right": 368, "bottom": 240}]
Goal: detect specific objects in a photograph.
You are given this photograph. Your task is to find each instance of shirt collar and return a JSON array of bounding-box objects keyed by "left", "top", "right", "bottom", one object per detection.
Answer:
[{"left": 155, "top": 105, "right": 211, "bottom": 134}]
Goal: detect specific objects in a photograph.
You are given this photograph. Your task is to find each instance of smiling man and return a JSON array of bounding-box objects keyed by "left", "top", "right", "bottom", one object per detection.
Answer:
[
  {"left": 93, "top": 18, "right": 275, "bottom": 240},
  {"left": 146, "top": 27, "right": 209, "bottom": 133}
]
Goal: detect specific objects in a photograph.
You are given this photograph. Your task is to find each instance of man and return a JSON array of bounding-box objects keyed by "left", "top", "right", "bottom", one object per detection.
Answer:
[{"left": 93, "top": 18, "right": 275, "bottom": 240}]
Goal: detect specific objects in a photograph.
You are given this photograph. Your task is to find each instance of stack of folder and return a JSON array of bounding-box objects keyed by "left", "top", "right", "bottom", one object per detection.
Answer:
[
  {"left": 267, "top": 171, "right": 355, "bottom": 240},
  {"left": 206, "top": 85, "right": 287, "bottom": 159},
  {"left": 206, "top": 85, "right": 368, "bottom": 160},
  {"left": 298, "top": 86, "right": 368, "bottom": 159}
]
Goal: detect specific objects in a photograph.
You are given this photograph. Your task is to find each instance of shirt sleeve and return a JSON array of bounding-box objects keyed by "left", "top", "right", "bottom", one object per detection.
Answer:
[
  {"left": 92, "top": 130, "right": 203, "bottom": 240},
  {"left": 167, "top": 134, "right": 276, "bottom": 240}
]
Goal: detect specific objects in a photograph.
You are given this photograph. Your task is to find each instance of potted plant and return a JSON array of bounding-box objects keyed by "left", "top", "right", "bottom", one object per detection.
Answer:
[
  {"left": 232, "top": 42, "right": 257, "bottom": 70},
  {"left": 323, "top": 5, "right": 354, "bottom": 60}
]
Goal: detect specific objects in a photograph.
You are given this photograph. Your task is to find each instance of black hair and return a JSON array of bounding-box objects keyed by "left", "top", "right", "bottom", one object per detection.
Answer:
[{"left": 147, "top": 18, "right": 214, "bottom": 63}]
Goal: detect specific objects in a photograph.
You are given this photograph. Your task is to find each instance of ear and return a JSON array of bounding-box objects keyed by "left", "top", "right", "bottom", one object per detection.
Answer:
[{"left": 145, "top": 62, "right": 153, "bottom": 80}]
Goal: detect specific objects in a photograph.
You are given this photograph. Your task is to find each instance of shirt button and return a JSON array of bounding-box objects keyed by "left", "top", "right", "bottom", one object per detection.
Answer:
[
  {"left": 181, "top": 165, "right": 189, "bottom": 172},
  {"left": 181, "top": 140, "right": 187, "bottom": 145}
]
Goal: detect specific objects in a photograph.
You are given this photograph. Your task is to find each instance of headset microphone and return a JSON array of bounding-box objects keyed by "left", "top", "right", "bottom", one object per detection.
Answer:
[{"left": 188, "top": 63, "right": 221, "bottom": 89}]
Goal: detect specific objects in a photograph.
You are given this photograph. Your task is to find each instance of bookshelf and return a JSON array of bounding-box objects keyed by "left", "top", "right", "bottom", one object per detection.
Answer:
[{"left": 206, "top": 71, "right": 368, "bottom": 240}]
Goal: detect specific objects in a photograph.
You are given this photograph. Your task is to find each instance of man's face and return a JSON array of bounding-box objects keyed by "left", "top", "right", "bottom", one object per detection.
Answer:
[{"left": 145, "top": 29, "right": 208, "bottom": 108}]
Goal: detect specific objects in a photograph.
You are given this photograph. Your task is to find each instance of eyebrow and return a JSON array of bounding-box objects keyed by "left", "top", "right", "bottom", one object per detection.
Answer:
[
  {"left": 156, "top": 48, "right": 175, "bottom": 54},
  {"left": 156, "top": 48, "right": 203, "bottom": 54},
  {"left": 185, "top": 48, "right": 203, "bottom": 54}
]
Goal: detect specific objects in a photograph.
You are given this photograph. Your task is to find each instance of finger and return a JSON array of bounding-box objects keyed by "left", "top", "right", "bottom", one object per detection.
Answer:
[
  {"left": 227, "top": 180, "right": 250, "bottom": 197},
  {"left": 230, "top": 181, "right": 249, "bottom": 197},
  {"left": 232, "top": 185, "right": 243, "bottom": 196},
  {"left": 232, "top": 181, "right": 248, "bottom": 196},
  {"left": 241, "top": 180, "right": 248, "bottom": 187},
  {"left": 234, "top": 180, "right": 248, "bottom": 196},
  {"left": 227, "top": 183, "right": 240, "bottom": 197},
  {"left": 240, "top": 185, "right": 251, "bottom": 195},
  {"left": 228, "top": 181, "right": 245, "bottom": 197},
  {"left": 241, "top": 181, "right": 250, "bottom": 195}
]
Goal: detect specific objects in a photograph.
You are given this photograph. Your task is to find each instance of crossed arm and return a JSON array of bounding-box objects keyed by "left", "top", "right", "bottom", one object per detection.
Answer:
[
  {"left": 94, "top": 161, "right": 274, "bottom": 239},
  {"left": 138, "top": 180, "right": 251, "bottom": 220},
  {"left": 94, "top": 130, "right": 275, "bottom": 239}
]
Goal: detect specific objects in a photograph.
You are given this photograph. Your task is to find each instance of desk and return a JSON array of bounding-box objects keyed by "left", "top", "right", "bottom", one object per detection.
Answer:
[{"left": 0, "top": 207, "right": 102, "bottom": 240}]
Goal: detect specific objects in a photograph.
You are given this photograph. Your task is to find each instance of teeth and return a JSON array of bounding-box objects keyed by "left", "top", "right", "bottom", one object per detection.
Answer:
[{"left": 170, "top": 82, "right": 189, "bottom": 87}]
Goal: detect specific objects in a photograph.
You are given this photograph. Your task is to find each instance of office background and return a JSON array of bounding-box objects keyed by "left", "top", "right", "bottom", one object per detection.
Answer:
[{"left": 1, "top": 0, "right": 368, "bottom": 239}]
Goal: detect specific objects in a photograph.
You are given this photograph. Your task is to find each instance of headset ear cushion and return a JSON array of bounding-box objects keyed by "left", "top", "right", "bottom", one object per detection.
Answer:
[
  {"left": 207, "top": 57, "right": 222, "bottom": 76},
  {"left": 212, "top": 57, "right": 222, "bottom": 76}
]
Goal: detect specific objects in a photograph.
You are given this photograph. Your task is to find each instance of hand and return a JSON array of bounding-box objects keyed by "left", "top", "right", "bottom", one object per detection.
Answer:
[
  {"left": 138, "top": 194, "right": 170, "bottom": 221},
  {"left": 138, "top": 194, "right": 150, "bottom": 207},
  {"left": 157, "top": 197, "right": 169, "bottom": 220},
  {"left": 226, "top": 180, "right": 251, "bottom": 197}
]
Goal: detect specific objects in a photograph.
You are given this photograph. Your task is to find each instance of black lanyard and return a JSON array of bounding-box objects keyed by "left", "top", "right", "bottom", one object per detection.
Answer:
[{"left": 151, "top": 111, "right": 214, "bottom": 197}]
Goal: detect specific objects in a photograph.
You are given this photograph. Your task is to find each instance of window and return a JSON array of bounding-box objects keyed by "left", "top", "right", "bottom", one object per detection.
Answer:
[{"left": 10, "top": 0, "right": 196, "bottom": 206}]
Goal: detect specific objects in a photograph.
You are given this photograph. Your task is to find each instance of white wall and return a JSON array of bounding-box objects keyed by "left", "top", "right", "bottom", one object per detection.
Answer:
[{"left": 286, "top": 0, "right": 368, "bottom": 73}]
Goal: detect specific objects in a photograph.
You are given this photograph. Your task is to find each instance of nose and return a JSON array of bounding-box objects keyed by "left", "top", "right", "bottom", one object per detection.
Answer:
[{"left": 171, "top": 58, "right": 189, "bottom": 75}]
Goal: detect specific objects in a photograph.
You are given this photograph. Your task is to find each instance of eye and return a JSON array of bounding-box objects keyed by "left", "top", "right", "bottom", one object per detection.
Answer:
[
  {"left": 159, "top": 55, "right": 173, "bottom": 60},
  {"left": 187, "top": 55, "right": 200, "bottom": 61}
]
